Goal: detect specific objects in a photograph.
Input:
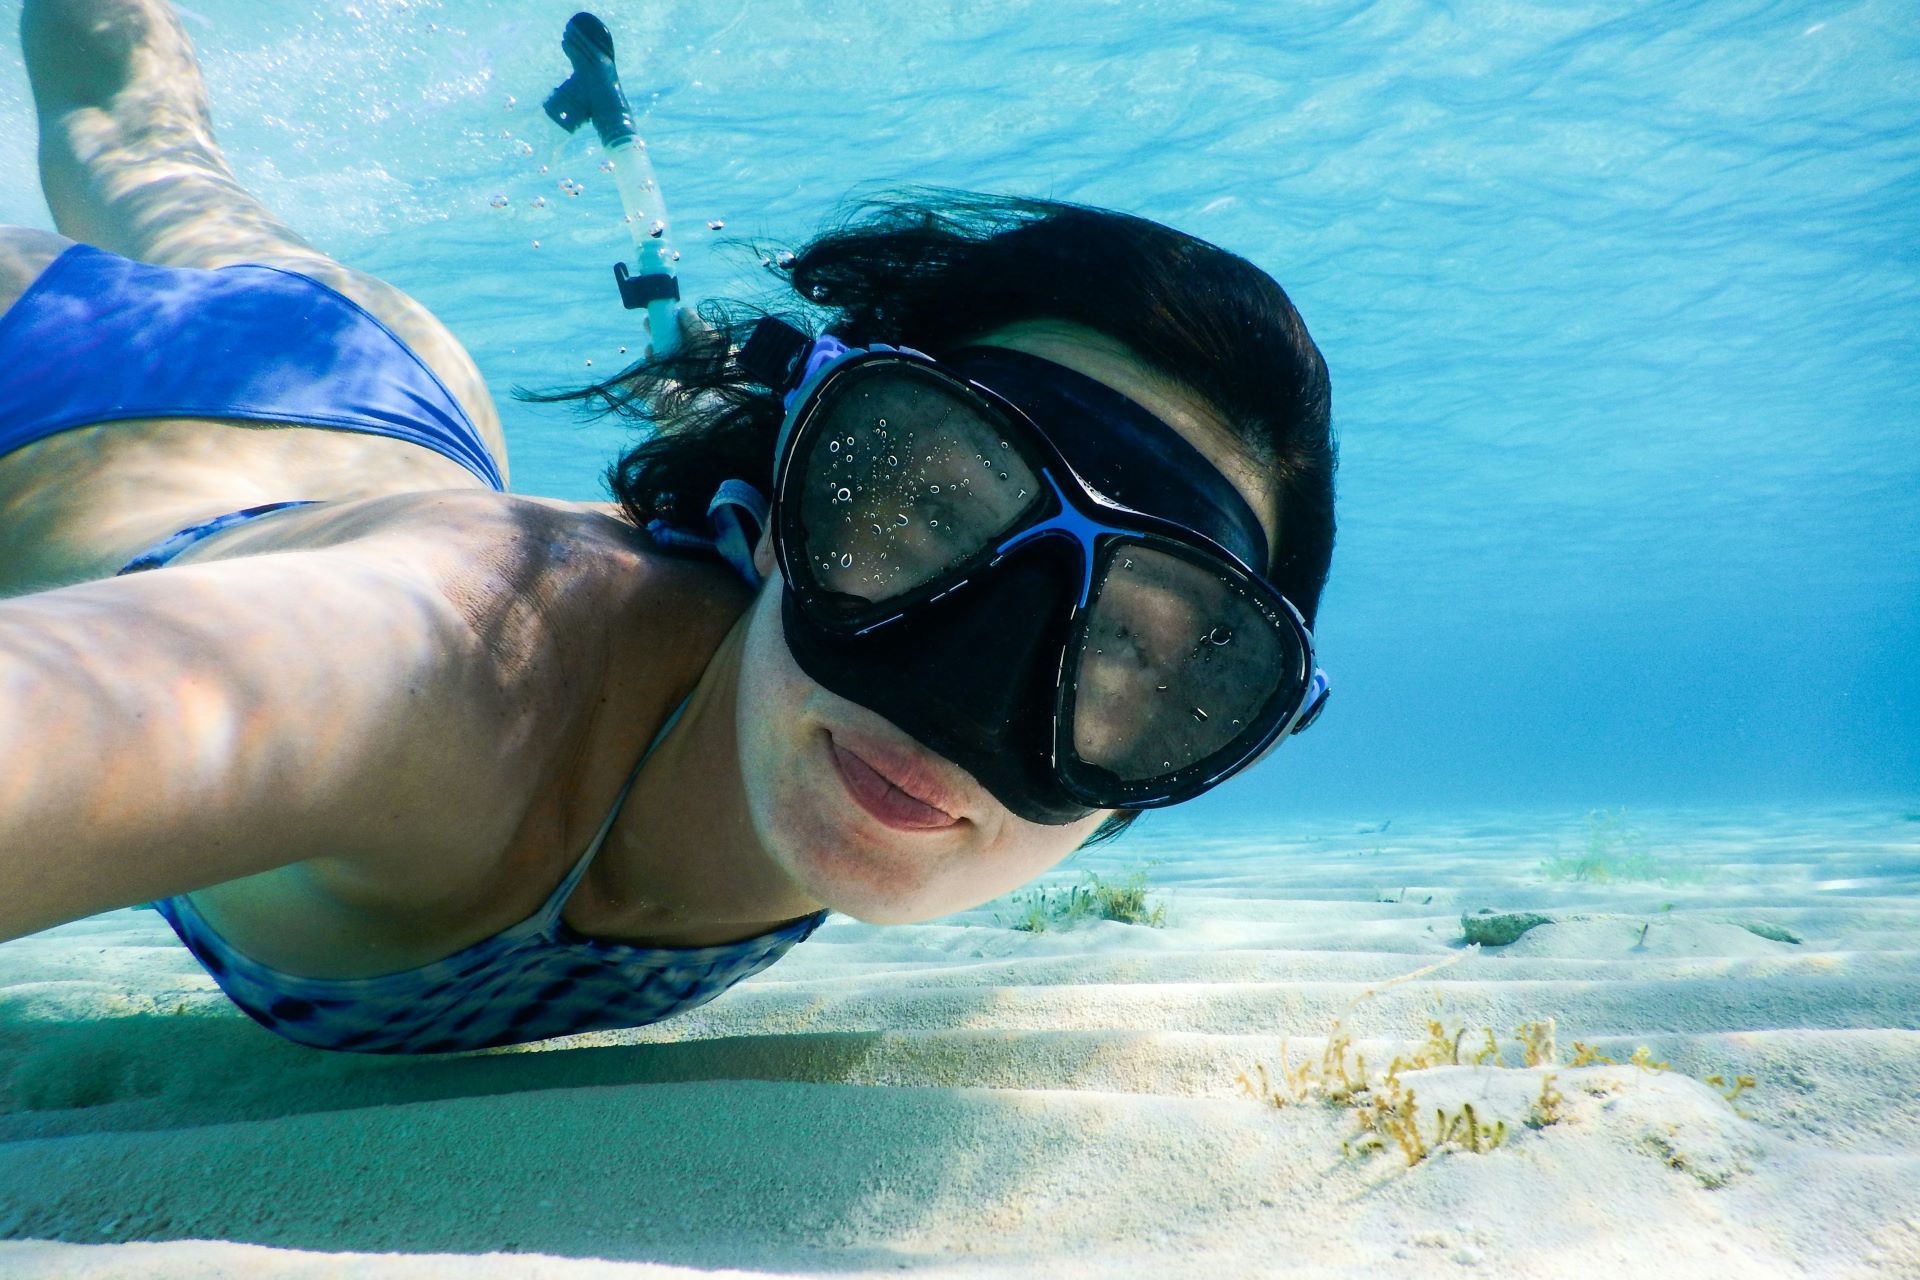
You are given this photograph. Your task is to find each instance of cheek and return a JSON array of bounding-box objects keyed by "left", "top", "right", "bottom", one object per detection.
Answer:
[
  {"left": 954, "top": 817, "right": 1105, "bottom": 907},
  {"left": 732, "top": 575, "right": 1109, "bottom": 919},
  {"left": 735, "top": 584, "right": 810, "bottom": 810}
]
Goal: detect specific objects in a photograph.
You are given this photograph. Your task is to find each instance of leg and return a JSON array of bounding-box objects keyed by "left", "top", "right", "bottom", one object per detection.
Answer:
[
  {"left": 20, "top": 0, "right": 509, "bottom": 480},
  {"left": 0, "top": 225, "right": 72, "bottom": 319}
]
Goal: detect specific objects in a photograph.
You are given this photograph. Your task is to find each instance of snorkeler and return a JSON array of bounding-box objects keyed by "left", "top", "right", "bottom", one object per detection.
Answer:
[{"left": 0, "top": 0, "right": 1335, "bottom": 1055}]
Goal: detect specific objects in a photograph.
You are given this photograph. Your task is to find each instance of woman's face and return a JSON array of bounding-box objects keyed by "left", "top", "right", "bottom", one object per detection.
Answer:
[{"left": 735, "top": 319, "right": 1277, "bottom": 924}]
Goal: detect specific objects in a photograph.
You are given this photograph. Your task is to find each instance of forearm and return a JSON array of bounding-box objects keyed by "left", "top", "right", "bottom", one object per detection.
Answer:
[{"left": 0, "top": 554, "right": 502, "bottom": 942}]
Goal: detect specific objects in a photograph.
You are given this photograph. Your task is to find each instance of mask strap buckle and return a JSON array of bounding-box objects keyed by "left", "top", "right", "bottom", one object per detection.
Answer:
[
  {"left": 707, "top": 479, "right": 769, "bottom": 587},
  {"left": 643, "top": 479, "right": 768, "bottom": 589},
  {"left": 737, "top": 317, "right": 854, "bottom": 411}
]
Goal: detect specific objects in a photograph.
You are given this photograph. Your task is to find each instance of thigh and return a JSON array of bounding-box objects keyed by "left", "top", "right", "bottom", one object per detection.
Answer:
[
  {"left": 24, "top": 0, "right": 509, "bottom": 479},
  {"left": 0, "top": 225, "right": 71, "bottom": 316}
]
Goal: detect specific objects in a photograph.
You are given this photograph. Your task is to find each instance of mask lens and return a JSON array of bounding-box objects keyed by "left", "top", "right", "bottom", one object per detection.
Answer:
[
  {"left": 1070, "top": 541, "right": 1305, "bottom": 788},
  {"left": 791, "top": 362, "right": 1044, "bottom": 621}
]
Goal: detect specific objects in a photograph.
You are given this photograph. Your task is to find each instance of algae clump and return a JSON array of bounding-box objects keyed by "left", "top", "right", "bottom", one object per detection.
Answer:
[
  {"left": 997, "top": 864, "right": 1168, "bottom": 933},
  {"left": 1461, "top": 912, "right": 1553, "bottom": 946}
]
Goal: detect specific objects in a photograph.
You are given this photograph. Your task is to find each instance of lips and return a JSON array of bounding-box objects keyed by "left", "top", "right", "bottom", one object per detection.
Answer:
[{"left": 828, "top": 734, "right": 962, "bottom": 831}]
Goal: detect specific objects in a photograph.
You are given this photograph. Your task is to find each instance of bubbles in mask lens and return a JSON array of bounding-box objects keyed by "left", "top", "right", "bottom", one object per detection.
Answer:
[
  {"left": 1072, "top": 543, "right": 1301, "bottom": 783},
  {"left": 795, "top": 365, "right": 1043, "bottom": 616}
]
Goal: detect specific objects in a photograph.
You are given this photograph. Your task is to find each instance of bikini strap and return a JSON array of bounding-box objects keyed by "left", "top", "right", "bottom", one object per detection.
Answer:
[{"left": 542, "top": 687, "right": 696, "bottom": 925}]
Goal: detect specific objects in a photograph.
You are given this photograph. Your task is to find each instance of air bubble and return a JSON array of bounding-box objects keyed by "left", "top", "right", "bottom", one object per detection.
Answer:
[
  {"left": 839, "top": 552, "right": 852, "bottom": 568},
  {"left": 489, "top": 194, "right": 508, "bottom": 208},
  {"left": 836, "top": 487, "right": 851, "bottom": 501},
  {"left": 1191, "top": 707, "right": 1209, "bottom": 722},
  {"left": 1155, "top": 684, "right": 1169, "bottom": 692},
  {"left": 1205, "top": 626, "right": 1234, "bottom": 646},
  {"left": 886, "top": 455, "right": 898, "bottom": 467},
  {"left": 504, "top": 95, "right": 518, "bottom": 110},
  {"left": 514, "top": 140, "right": 534, "bottom": 157},
  {"left": 871, "top": 524, "right": 883, "bottom": 535},
  {"left": 707, "top": 218, "right": 726, "bottom": 230},
  {"left": 877, "top": 418, "right": 888, "bottom": 428},
  {"left": 930, "top": 485, "right": 941, "bottom": 494},
  {"left": 649, "top": 220, "right": 666, "bottom": 238},
  {"left": 1000, "top": 440, "right": 1010, "bottom": 449},
  {"left": 599, "top": 159, "right": 615, "bottom": 173},
  {"left": 998, "top": 472, "right": 1008, "bottom": 481},
  {"left": 894, "top": 513, "right": 909, "bottom": 526},
  {"left": 829, "top": 440, "right": 841, "bottom": 453},
  {"left": 530, "top": 196, "right": 548, "bottom": 209}
]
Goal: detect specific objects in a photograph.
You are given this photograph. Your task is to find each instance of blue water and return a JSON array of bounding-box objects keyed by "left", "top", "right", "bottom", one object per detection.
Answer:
[{"left": 1, "top": 0, "right": 1913, "bottom": 822}]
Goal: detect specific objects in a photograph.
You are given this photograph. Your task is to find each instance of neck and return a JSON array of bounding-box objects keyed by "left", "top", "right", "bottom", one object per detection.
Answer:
[{"left": 570, "top": 606, "right": 823, "bottom": 946}]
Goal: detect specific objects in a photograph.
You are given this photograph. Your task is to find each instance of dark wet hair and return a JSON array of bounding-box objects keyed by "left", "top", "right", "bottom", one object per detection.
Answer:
[{"left": 524, "top": 189, "right": 1336, "bottom": 847}]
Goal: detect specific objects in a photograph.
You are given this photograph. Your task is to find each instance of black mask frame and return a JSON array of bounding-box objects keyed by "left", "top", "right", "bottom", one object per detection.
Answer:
[{"left": 761, "top": 331, "right": 1331, "bottom": 816}]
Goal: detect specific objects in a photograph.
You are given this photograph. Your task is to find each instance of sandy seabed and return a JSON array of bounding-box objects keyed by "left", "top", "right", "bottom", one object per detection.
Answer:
[{"left": 1, "top": 802, "right": 1915, "bottom": 1279}]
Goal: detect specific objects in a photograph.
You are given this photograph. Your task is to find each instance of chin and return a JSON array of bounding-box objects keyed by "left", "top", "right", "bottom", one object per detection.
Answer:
[
  {"left": 734, "top": 572, "right": 1086, "bottom": 925},
  {"left": 765, "top": 734, "right": 977, "bottom": 925}
]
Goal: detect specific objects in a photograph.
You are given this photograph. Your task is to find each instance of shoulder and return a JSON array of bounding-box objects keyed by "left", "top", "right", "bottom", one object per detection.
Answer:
[
  {"left": 175, "top": 486, "right": 757, "bottom": 694},
  {"left": 188, "top": 488, "right": 751, "bottom": 608}
]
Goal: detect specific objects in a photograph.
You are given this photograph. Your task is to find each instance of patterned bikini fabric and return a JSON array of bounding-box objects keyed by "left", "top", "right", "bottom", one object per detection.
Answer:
[
  {"left": 146, "top": 633, "right": 828, "bottom": 1055},
  {"left": 150, "top": 853, "right": 827, "bottom": 1055}
]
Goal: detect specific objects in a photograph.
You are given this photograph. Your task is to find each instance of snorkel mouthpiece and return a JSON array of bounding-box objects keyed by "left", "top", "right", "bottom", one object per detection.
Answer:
[
  {"left": 544, "top": 13, "right": 636, "bottom": 145},
  {"left": 543, "top": 12, "right": 681, "bottom": 354}
]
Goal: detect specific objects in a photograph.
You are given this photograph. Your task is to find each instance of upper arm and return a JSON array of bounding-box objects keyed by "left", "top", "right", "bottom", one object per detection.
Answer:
[{"left": 0, "top": 545, "right": 526, "bottom": 940}]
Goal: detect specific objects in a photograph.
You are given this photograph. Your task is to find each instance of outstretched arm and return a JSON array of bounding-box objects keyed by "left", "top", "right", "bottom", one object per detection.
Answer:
[{"left": 0, "top": 546, "right": 528, "bottom": 942}]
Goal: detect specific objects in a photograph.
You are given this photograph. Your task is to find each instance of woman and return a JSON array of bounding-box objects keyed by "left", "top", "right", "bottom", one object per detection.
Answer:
[{"left": 0, "top": 0, "right": 1336, "bottom": 1053}]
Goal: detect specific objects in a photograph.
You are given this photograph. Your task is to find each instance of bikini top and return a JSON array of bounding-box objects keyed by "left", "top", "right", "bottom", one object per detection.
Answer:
[
  {"left": 139, "top": 476, "right": 822, "bottom": 1054},
  {"left": 149, "top": 680, "right": 826, "bottom": 1055}
]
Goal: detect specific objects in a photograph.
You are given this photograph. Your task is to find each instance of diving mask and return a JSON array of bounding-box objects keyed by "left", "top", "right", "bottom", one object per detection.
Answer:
[{"left": 741, "top": 318, "right": 1330, "bottom": 824}]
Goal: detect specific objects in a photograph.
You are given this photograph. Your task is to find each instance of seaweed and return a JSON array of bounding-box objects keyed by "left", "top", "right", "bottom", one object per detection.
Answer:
[
  {"left": 996, "top": 863, "right": 1167, "bottom": 932},
  {"left": 1525, "top": 1072, "right": 1566, "bottom": 1129},
  {"left": 1538, "top": 808, "right": 1696, "bottom": 884},
  {"left": 1460, "top": 911, "right": 1553, "bottom": 946},
  {"left": 1235, "top": 955, "right": 1761, "bottom": 1167}
]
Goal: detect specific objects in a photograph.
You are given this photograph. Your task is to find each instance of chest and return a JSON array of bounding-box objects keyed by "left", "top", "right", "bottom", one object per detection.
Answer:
[{"left": 179, "top": 811, "right": 580, "bottom": 980}]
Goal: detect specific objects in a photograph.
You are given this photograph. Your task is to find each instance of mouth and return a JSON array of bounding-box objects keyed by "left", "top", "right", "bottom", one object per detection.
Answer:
[{"left": 827, "top": 731, "right": 964, "bottom": 831}]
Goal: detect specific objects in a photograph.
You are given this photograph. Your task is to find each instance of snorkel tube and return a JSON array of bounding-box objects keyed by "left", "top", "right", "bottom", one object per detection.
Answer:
[{"left": 544, "top": 12, "right": 681, "bottom": 356}]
